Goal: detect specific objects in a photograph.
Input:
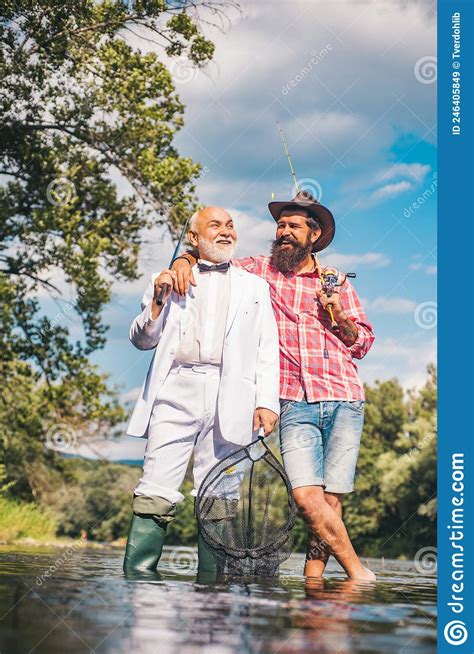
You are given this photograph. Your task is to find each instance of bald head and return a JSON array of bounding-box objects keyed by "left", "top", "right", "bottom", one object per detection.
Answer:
[
  {"left": 188, "top": 206, "right": 237, "bottom": 263},
  {"left": 189, "top": 206, "right": 232, "bottom": 232}
]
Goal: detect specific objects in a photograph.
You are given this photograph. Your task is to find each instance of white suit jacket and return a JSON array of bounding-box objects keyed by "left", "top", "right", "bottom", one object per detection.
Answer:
[{"left": 126, "top": 265, "right": 280, "bottom": 444}]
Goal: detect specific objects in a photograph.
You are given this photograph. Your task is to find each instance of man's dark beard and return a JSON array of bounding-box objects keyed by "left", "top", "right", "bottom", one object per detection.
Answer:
[{"left": 270, "top": 236, "right": 313, "bottom": 273}]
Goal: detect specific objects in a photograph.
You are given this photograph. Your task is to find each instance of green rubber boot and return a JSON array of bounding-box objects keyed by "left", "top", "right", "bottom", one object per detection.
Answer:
[
  {"left": 123, "top": 513, "right": 167, "bottom": 577},
  {"left": 197, "top": 532, "right": 218, "bottom": 575}
]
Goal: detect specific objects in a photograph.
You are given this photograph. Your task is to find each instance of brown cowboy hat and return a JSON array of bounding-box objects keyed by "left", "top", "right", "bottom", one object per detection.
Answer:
[{"left": 268, "top": 190, "right": 335, "bottom": 252}]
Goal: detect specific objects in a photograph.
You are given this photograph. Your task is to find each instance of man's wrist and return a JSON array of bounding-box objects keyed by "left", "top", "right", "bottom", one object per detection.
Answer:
[
  {"left": 178, "top": 250, "right": 198, "bottom": 266},
  {"left": 174, "top": 254, "right": 193, "bottom": 266}
]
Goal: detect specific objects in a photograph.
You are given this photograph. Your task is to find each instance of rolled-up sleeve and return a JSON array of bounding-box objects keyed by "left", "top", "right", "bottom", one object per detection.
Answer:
[{"left": 340, "top": 281, "right": 375, "bottom": 359}]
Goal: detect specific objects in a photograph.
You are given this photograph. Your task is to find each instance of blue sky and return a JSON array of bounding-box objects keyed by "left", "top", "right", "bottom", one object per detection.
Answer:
[{"left": 37, "top": 1, "right": 437, "bottom": 459}]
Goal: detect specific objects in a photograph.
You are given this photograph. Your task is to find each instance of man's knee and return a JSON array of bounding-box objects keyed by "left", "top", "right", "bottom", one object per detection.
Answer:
[
  {"left": 132, "top": 494, "right": 177, "bottom": 524},
  {"left": 292, "top": 486, "right": 343, "bottom": 522},
  {"left": 293, "top": 485, "right": 326, "bottom": 517}
]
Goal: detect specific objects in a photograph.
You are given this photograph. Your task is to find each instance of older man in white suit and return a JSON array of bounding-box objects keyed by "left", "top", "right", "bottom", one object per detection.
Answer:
[{"left": 123, "top": 206, "right": 280, "bottom": 575}]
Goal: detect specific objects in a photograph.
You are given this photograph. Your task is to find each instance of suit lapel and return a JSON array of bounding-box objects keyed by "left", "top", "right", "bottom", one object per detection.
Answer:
[{"left": 225, "top": 266, "right": 245, "bottom": 336}]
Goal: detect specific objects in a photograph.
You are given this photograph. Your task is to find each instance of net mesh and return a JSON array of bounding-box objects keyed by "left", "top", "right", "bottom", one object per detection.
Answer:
[{"left": 196, "top": 437, "right": 297, "bottom": 576}]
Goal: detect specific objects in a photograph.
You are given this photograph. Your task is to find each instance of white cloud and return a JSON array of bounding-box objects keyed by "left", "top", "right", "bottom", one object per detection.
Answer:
[
  {"left": 25, "top": 266, "right": 72, "bottom": 299},
  {"left": 410, "top": 262, "right": 437, "bottom": 275},
  {"left": 322, "top": 251, "right": 391, "bottom": 269},
  {"left": 379, "top": 163, "right": 431, "bottom": 184},
  {"left": 151, "top": 0, "right": 436, "bottom": 183},
  {"left": 358, "top": 335, "right": 436, "bottom": 390},
  {"left": 122, "top": 386, "right": 142, "bottom": 403},
  {"left": 366, "top": 296, "right": 417, "bottom": 313},
  {"left": 230, "top": 210, "right": 275, "bottom": 256},
  {"left": 67, "top": 434, "right": 146, "bottom": 462},
  {"left": 362, "top": 180, "right": 413, "bottom": 208}
]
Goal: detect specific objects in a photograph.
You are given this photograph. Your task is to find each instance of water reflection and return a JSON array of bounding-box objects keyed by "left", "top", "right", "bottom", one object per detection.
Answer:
[{"left": 0, "top": 546, "right": 436, "bottom": 654}]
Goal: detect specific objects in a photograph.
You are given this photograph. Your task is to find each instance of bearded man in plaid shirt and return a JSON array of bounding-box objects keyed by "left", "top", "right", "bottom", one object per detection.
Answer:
[{"left": 173, "top": 190, "right": 376, "bottom": 581}]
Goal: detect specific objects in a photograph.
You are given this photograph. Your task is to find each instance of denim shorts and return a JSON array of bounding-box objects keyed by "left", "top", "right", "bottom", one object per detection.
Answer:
[{"left": 279, "top": 399, "right": 365, "bottom": 494}]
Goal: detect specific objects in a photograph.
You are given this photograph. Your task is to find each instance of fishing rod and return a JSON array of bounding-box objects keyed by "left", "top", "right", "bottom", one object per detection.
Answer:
[
  {"left": 155, "top": 214, "right": 192, "bottom": 306},
  {"left": 275, "top": 123, "right": 356, "bottom": 330},
  {"left": 277, "top": 121, "right": 299, "bottom": 194}
]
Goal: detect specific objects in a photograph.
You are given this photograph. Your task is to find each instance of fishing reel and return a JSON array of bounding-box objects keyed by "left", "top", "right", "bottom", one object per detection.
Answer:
[{"left": 319, "top": 266, "right": 356, "bottom": 331}]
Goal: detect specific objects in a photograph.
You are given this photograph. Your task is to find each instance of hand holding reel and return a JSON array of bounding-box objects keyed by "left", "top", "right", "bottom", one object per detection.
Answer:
[{"left": 317, "top": 264, "right": 356, "bottom": 331}]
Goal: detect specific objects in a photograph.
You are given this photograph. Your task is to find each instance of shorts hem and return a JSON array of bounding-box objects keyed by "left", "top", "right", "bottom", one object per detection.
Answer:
[
  {"left": 324, "top": 485, "right": 354, "bottom": 494},
  {"left": 289, "top": 480, "right": 355, "bottom": 494},
  {"left": 290, "top": 477, "right": 325, "bottom": 489}
]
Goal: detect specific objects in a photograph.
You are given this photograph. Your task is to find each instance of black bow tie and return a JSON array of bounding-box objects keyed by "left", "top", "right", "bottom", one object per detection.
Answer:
[{"left": 197, "top": 262, "right": 230, "bottom": 273}]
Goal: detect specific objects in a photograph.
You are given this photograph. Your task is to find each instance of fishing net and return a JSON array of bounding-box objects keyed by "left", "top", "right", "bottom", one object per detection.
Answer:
[{"left": 195, "top": 436, "right": 297, "bottom": 576}]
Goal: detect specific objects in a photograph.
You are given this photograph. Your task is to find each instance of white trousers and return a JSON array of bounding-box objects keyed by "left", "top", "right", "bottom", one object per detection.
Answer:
[{"left": 134, "top": 363, "right": 245, "bottom": 505}]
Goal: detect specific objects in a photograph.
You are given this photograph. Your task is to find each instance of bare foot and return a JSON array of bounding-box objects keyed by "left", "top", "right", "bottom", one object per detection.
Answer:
[{"left": 349, "top": 566, "right": 376, "bottom": 582}]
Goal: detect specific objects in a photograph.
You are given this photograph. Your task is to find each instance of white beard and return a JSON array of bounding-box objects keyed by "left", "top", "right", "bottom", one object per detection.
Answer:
[{"left": 197, "top": 236, "right": 236, "bottom": 263}]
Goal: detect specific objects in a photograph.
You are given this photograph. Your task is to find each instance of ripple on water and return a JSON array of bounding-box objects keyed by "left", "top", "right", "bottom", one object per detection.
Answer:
[{"left": 0, "top": 546, "right": 436, "bottom": 654}]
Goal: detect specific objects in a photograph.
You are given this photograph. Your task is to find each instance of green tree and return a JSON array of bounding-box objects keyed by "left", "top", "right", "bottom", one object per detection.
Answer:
[
  {"left": 51, "top": 459, "right": 141, "bottom": 541},
  {"left": 344, "top": 377, "right": 407, "bottom": 547},
  {"left": 344, "top": 367, "right": 437, "bottom": 558},
  {"left": 0, "top": 0, "right": 232, "bottom": 499},
  {"left": 376, "top": 365, "right": 437, "bottom": 554}
]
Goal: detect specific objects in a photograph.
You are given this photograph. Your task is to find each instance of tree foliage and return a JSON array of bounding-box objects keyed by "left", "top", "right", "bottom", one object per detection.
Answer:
[
  {"left": 345, "top": 365, "right": 437, "bottom": 557},
  {"left": 0, "top": 0, "right": 231, "bottom": 498}
]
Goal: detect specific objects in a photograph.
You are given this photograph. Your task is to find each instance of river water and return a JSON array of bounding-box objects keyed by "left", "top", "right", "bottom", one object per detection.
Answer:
[{"left": 0, "top": 545, "right": 436, "bottom": 653}]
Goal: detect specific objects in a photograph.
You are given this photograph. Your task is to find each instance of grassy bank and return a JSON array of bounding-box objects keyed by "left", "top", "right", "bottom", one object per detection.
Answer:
[{"left": 0, "top": 497, "right": 57, "bottom": 543}]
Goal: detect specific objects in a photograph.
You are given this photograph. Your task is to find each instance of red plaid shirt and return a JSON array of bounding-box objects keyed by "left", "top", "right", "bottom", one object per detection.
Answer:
[{"left": 234, "top": 255, "right": 374, "bottom": 402}]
